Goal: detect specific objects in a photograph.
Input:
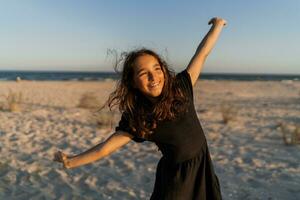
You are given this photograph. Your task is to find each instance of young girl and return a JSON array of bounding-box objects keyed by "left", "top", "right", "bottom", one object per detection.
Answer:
[{"left": 54, "top": 17, "right": 227, "bottom": 199}]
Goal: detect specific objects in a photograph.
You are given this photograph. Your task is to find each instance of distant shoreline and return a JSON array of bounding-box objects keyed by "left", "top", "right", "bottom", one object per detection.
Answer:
[{"left": 0, "top": 70, "right": 300, "bottom": 81}]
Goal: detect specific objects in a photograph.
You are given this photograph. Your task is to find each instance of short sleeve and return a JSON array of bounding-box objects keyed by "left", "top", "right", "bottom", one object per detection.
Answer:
[
  {"left": 176, "top": 69, "right": 194, "bottom": 100},
  {"left": 115, "top": 113, "right": 146, "bottom": 143}
]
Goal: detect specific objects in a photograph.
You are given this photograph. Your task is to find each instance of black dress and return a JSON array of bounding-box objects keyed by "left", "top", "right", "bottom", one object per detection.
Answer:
[{"left": 116, "top": 69, "right": 222, "bottom": 200}]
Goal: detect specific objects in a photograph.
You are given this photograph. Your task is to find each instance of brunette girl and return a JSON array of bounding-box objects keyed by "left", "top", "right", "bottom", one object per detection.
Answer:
[{"left": 54, "top": 17, "right": 227, "bottom": 199}]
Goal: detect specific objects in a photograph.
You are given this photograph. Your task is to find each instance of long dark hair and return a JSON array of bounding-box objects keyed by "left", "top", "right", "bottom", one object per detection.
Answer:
[{"left": 103, "top": 48, "right": 188, "bottom": 139}]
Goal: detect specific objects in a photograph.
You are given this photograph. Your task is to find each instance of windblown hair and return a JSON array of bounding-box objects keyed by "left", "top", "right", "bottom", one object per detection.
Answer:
[{"left": 103, "top": 48, "right": 189, "bottom": 139}]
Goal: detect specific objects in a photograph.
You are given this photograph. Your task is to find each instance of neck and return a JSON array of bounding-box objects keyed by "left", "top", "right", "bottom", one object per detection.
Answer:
[
  {"left": 147, "top": 96, "right": 159, "bottom": 104},
  {"left": 136, "top": 91, "right": 159, "bottom": 106}
]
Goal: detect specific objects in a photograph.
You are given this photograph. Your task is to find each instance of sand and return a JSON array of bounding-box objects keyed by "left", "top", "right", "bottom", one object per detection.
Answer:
[{"left": 0, "top": 79, "right": 299, "bottom": 199}]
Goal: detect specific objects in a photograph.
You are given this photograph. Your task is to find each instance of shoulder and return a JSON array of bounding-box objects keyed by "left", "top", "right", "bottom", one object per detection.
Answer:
[
  {"left": 175, "top": 69, "right": 194, "bottom": 99},
  {"left": 115, "top": 112, "right": 146, "bottom": 143}
]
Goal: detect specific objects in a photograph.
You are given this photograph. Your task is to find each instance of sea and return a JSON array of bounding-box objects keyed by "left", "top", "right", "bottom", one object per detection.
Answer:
[{"left": 0, "top": 70, "right": 299, "bottom": 81}]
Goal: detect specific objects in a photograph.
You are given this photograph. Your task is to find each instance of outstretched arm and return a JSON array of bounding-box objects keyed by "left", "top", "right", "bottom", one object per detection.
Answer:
[
  {"left": 53, "top": 131, "right": 133, "bottom": 169},
  {"left": 186, "top": 17, "right": 227, "bottom": 86}
]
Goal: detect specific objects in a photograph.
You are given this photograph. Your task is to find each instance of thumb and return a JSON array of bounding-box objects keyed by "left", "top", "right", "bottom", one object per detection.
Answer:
[{"left": 208, "top": 17, "right": 215, "bottom": 25}]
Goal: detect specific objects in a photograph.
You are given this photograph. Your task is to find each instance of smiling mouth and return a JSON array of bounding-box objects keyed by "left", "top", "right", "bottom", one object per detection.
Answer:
[{"left": 149, "top": 81, "right": 160, "bottom": 88}]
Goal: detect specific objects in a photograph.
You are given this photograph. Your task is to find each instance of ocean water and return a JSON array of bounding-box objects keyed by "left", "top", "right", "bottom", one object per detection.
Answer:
[
  {"left": 0, "top": 71, "right": 117, "bottom": 81},
  {"left": 0, "top": 70, "right": 299, "bottom": 81}
]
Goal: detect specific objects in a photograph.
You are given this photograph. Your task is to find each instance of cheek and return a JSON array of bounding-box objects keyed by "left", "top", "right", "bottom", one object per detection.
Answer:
[
  {"left": 134, "top": 77, "right": 147, "bottom": 89},
  {"left": 161, "top": 75, "right": 166, "bottom": 88},
  {"left": 158, "top": 70, "right": 165, "bottom": 79},
  {"left": 160, "top": 73, "right": 165, "bottom": 83}
]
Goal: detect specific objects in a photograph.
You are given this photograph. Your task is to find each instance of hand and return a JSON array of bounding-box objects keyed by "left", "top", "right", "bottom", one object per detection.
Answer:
[
  {"left": 53, "top": 150, "right": 71, "bottom": 169},
  {"left": 208, "top": 17, "right": 227, "bottom": 26}
]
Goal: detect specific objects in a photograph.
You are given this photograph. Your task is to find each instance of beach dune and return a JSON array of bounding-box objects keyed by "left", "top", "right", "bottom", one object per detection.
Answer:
[{"left": 0, "top": 80, "right": 299, "bottom": 199}]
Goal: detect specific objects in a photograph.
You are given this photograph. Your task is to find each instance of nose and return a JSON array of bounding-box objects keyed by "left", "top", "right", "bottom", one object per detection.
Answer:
[{"left": 147, "top": 72, "right": 155, "bottom": 81}]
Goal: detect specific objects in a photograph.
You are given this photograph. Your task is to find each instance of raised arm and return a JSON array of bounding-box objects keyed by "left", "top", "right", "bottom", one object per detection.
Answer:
[
  {"left": 53, "top": 131, "right": 133, "bottom": 169},
  {"left": 186, "top": 17, "right": 227, "bottom": 86}
]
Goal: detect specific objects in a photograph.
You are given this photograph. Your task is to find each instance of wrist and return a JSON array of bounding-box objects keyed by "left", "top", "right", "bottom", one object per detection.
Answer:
[{"left": 64, "top": 158, "right": 72, "bottom": 169}]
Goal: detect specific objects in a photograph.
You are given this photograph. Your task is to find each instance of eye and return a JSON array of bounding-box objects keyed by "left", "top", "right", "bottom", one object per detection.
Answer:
[{"left": 139, "top": 72, "right": 147, "bottom": 77}]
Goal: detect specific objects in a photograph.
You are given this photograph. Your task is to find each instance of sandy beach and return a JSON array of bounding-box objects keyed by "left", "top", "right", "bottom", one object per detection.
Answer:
[{"left": 0, "top": 79, "right": 299, "bottom": 199}]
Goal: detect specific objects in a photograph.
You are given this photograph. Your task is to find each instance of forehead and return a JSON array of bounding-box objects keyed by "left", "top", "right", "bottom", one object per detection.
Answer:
[{"left": 134, "top": 54, "right": 159, "bottom": 70}]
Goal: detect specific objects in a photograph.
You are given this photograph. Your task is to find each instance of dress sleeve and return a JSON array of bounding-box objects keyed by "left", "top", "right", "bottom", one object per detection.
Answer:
[
  {"left": 176, "top": 69, "right": 194, "bottom": 100},
  {"left": 115, "top": 113, "right": 146, "bottom": 143}
]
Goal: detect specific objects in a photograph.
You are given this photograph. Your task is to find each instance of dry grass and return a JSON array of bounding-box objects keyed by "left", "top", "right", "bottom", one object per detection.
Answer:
[
  {"left": 0, "top": 101, "right": 5, "bottom": 111},
  {"left": 278, "top": 122, "right": 300, "bottom": 145},
  {"left": 77, "top": 92, "right": 120, "bottom": 129},
  {"left": 90, "top": 109, "right": 120, "bottom": 130},
  {"left": 219, "top": 101, "right": 238, "bottom": 124},
  {"left": 0, "top": 90, "right": 23, "bottom": 112},
  {"left": 77, "top": 92, "right": 101, "bottom": 109}
]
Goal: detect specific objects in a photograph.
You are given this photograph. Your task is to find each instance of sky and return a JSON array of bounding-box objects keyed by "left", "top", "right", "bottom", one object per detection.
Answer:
[{"left": 0, "top": 0, "right": 299, "bottom": 74}]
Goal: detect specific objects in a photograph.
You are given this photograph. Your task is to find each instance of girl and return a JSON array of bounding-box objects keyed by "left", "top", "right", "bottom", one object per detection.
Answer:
[{"left": 54, "top": 17, "right": 227, "bottom": 199}]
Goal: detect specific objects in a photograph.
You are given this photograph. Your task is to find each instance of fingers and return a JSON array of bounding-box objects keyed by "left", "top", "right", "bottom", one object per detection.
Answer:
[
  {"left": 208, "top": 17, "right": 215, "bottom": 25},
  {"left": 53, "top": 151, "right": 71, "bottom": 169},
  {"left": 53, "top": 150, "right": 65, "bottom": 162},
  {"left": 208, "top": 17, "right": 227, "bottom": 26},
  {"left": 53, "top": 151, "right": 61, "bottom": 162}
]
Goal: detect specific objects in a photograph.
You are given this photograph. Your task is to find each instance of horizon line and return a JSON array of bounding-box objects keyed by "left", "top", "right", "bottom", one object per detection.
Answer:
[{"left": 0, "top": 69, "right": 300, "bottom": 76}]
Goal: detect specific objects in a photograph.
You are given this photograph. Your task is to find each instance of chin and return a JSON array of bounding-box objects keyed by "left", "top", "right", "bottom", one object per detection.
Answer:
[
  {"left": 153, "top": 93, "right": 163, "bottom": 99},
  {"left": 143, "top": 88, "right": 163, "bottom": 100}
]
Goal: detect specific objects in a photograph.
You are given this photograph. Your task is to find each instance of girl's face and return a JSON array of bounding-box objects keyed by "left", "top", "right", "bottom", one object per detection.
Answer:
[{"left": 132, "top": 54, "right": 165, "bottom": 103}]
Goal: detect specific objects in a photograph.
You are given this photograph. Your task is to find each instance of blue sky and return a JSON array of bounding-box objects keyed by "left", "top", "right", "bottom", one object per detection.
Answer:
[{"left": 0, "top": 0, "right": 299, "bottom": 74}]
